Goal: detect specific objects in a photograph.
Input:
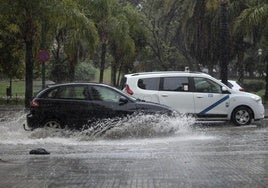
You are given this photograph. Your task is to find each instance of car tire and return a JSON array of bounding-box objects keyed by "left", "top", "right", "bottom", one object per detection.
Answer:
[
  {"left": 42, "top": 119, "right": 63, "bottom": 129},
  {"left": 231, "top": 106, "right": 253, "bottom": 126}
]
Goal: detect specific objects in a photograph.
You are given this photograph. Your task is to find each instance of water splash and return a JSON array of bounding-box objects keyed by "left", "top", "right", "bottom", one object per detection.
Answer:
[
  {"left": 0, "top": 110, "right": 29, "bottom": 144},
  {"left": 30, "top": 112, "right": 196, "bottom": 141},
  {"left": 0, "top": 111, "right": 196, "bottom": 145}
]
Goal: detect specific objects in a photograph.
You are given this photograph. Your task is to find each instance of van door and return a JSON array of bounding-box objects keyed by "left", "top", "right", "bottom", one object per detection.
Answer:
[
  {"left": 134, "top": 77, "right": 160, "bottom": 103},
  {"left": 192, "top": 77, "right": 229, "bottom": 118},
  {"left": 158, "top": 77, "right": 194, "bottom": 113}
]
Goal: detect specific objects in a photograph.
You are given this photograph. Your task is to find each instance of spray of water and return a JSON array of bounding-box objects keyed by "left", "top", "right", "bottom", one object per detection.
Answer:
[
  {"left": 86, "top": 113, "right": 194, "bottom": 140},
  {"left": 0, "top": 110, "right": 197, "bottom": 145}
]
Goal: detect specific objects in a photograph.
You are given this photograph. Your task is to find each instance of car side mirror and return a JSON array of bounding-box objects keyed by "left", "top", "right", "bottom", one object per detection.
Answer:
[
  {"left": 222, "top": 86, "right": 230, "bottom": 94},
  {"left": 119, "top": 96, "right": 128, "bottom": 105}
]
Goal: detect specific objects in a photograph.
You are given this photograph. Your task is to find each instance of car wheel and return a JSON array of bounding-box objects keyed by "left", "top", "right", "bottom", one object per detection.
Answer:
[
  {"left": 231, "top": 106, "right": 252, "bottom": 126},
  {"left": 43, "top": 119, "right": 63, "bottom": 129}
]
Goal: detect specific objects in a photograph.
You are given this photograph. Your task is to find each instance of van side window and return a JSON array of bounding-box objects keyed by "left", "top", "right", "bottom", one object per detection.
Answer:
[
  {"left": 162, "top": 77, "right": 189, "bottom": 92},
  {"left": 137, "top": 78, "right": 160, "bottom": 90},
  {"left": 193, "top": 77, "right": 221, "bottom": 93}
]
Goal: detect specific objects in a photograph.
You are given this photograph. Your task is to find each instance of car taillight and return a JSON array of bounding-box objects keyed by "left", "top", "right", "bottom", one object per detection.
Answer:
[
  {"left": 125, "top": 85, "right": 134, "bottom": 95},
  {"left": 239, "top": 88, "right": 245, "bottom": 91},
  {"left": 31, "top": 101, "right": 39, "bottom": 107}
]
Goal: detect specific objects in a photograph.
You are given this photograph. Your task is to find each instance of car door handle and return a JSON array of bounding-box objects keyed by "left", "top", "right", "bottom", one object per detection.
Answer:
[
  {"left": 196, "top": 95, "right": 203, "bottom": 98},
  {"left": 161, "top": 94, "right": 168, "bottom": 97}
]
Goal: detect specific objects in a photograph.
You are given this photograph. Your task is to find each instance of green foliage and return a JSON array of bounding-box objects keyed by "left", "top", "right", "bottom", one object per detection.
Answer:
[
  {"left": 1, "top": 0, "right": 268, "bottom": 105},
  {"left": 0, "top": 12, "right": 25, "bottom": 79},
  {"left": 75, "top": 60, "right": 96, "bottom": 81},
  {"left": 243, "top": 79, "right": 265, "bottom": 92}
]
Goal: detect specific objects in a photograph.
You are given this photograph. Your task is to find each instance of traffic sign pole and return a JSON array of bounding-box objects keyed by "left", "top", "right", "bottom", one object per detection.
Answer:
[{"left": 42, "top": 63, "right": 46, "bottom": 89}]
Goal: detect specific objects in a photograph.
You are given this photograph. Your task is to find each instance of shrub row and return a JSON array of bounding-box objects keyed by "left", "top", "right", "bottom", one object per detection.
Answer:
[{"left": 242, "top": 80, "right": 265, "bottom": 92}]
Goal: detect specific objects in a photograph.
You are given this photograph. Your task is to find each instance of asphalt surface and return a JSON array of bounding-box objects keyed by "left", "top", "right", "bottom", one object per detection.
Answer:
[{"left": 0, "top": 106, "right": 267, "bottom": 188}]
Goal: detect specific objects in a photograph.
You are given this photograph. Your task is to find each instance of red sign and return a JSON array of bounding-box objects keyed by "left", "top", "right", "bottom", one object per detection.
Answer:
[{"left": 38, "top": 50, "right": 50, "bottom": 62}]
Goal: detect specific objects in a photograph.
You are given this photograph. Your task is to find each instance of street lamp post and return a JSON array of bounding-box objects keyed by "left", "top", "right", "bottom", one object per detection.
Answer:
[
  {"left": 258, "top": 48, "right": 268, "bottom": 100},
  {"left": 258, "top": 48, "right": 263, "bottom": 77}
]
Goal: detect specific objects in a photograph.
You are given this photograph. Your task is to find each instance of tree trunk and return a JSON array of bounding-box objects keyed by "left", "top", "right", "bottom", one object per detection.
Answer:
[
  {"left": 111, "top": 61, "right": 116, "bottom": 86},
  {"left": 69, "top": 48, "right": 79, "bottom": 82},
  {"left": 25, "top": 40, "right": 34, "bottom": 108},
  {"left": 9, "top": 76, "right": 12, "bottom": 98},
  {"left": 237, "top": 51, "right": 244, "bottom": 83},
  {"left": 219, "top": 0, "right": 229, "bottom": 85},
  {"left": 99, "top": 42, "right": 106, "bottom": 83}
]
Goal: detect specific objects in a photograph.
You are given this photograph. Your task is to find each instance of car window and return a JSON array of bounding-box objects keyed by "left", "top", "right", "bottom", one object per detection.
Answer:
[
  {"left": 89, "top": 86, "right": 121, "bottom": 102},
  {"left": 137, "top": 78, "right": 160, "bottom": 90},
  {"left": 193, "top": 77, "right": 221, "bottom": 93},
  {"left": 46, "top": 86, "right": 87, "bottom": 99},
  {"left": 162, "top": 77, "right": 189, "bottom": 92}
]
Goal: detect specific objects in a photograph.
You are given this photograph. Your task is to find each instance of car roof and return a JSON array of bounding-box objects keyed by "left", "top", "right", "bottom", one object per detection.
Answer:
[
  {"left": 37, "top": 82, "right": 116, "bottom": 95},
  {"left": 47, "top": 82, "right": 111, "bottom": 88},
  {"left": 36, "top": 82, "right": 134, "bottom": 98}
]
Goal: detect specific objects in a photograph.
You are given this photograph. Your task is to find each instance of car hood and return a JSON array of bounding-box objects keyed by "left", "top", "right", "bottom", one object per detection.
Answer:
[{"left": 232, "top": 90, "right": 262, "bottom": 101}]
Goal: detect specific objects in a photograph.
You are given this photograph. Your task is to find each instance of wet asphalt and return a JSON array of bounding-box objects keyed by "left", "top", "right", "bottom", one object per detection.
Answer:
[{"left": 0, "top": 106, "right": 267, "bottom": 188}]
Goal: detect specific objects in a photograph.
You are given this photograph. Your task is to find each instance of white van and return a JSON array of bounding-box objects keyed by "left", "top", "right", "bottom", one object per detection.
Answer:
[{"left": 123, "top": 71, "right": 264, "bottom": 125}]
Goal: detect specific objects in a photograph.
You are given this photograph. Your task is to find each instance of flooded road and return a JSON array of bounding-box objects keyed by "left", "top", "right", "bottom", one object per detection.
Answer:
[{"left": 0, "top": 109, "right": 267, "bottom": 187}]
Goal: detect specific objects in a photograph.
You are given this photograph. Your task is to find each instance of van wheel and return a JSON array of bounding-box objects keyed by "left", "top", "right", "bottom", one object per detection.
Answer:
[
  {"left": 231, "top": 106, "right": 252, "bottom": 126},
  {"left": 43, "top": 119, "right": 63, "bottom": 129}
]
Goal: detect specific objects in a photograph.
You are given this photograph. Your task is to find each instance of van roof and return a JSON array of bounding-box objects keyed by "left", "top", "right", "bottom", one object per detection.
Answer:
[{"left": 125, "top": 71, "right": 207, "bottom": 77}]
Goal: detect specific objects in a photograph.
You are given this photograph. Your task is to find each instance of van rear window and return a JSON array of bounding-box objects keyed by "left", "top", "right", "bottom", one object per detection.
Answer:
[{"left": 137, "top": 78, "right": 160, "bottom": 90}]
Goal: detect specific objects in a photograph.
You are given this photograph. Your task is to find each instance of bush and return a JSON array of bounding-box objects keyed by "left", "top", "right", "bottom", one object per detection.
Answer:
[
  {"left": 75, "top": 60, "right": 96, "bottom": 81},
  {"left": 243, "top": 80, "right": 265, "bottom": 92}
]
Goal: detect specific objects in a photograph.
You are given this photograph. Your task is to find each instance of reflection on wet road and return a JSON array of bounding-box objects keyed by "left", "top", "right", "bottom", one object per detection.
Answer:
[{"left": 0, "top": 110, "right": 267, "bottom": 187}]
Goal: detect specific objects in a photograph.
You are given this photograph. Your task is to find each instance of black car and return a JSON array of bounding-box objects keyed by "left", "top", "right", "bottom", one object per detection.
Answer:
[{"left": 26, "top": 83, "right": 173, "bottom": 130}]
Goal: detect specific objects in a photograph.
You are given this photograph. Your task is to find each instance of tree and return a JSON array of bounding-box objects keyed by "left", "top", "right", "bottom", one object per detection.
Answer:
[
  {"left": 181, "top": 0, "right": 225, "bottom": 75},
  {"left": 0, "top": 0, "right": 98, "bottom": 107},
  {"left": 61, "top": 0, "right": 98, "bottom": 82},
  {"left": 89, "top": 0, "right": 117, "bottom": 83},
  {"left": 109, "top": 3, "right": 146, "bottom": 86},
  {"left": 228, "top": 0, "right": 251, "bottom": 83},
  {"left": 234, "top": 0, "right": 268, "bottom": 97},
  {"left": 0, "top": 13, "right": 24, "bottom": 81},
  {"left": 0, "top": 15, "right": 24, "bottom": 97},
  {"left": 140, "top": 0, "right": 189, "bottom": 71},
  {"left": 0, "top": 0, "right": 46, "bottom": 107},
  {"left": 46, "top": 0, "right": 98, "bottom": 83}
]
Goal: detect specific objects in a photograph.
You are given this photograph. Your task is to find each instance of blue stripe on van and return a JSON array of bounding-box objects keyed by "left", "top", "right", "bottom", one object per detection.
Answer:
[{"left": 198, "top": 95, "right": 229, "bottom": 115}]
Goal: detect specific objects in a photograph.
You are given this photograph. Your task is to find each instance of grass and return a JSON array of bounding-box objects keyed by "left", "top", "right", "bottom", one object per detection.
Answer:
[{"left": 0, "top": 80, "right": 43, "bottom": 97}]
